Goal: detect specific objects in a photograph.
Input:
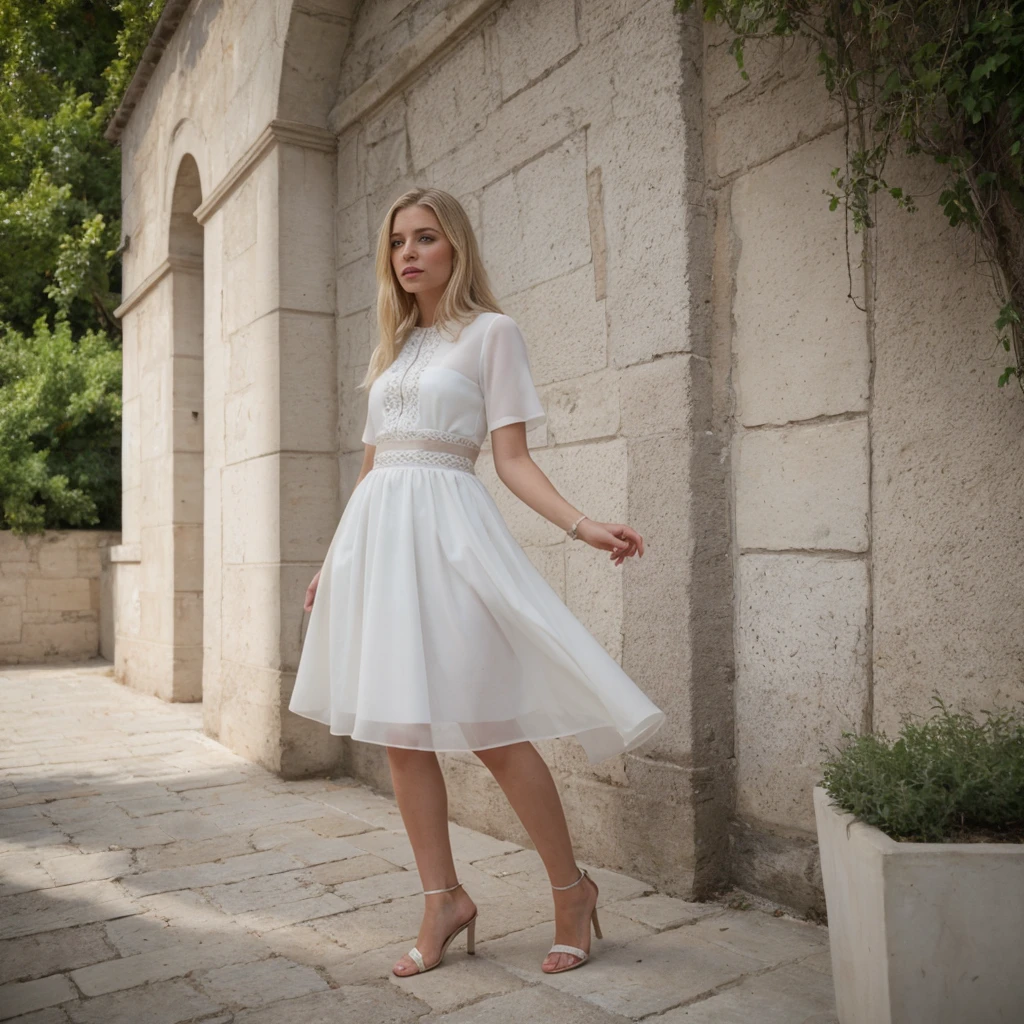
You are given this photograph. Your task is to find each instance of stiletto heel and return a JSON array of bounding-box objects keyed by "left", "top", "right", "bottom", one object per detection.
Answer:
[
  {"left": 544, "top": 866, "right": 601, "bottom": 973},
  {"left": 394, "top": 880, "right": 477, "bottom": 976}
]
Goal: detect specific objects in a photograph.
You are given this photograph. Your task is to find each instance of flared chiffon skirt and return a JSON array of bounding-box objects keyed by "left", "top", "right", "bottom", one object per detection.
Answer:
[{"left": 288, "top": 464, "right": 666, "bottom": 764}]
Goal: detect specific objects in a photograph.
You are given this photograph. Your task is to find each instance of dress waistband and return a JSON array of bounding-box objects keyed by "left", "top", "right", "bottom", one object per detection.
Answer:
[
  {"left": 373, "top": 438, "right": 480, "bottom": 462},
  {"left": 372, "top": 437, "right": 480, "bottom": 474}
]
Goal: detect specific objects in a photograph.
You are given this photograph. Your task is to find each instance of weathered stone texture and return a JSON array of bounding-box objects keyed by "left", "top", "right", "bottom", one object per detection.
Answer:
[
  {"left": 731, "top": 131, "right": 870, "bottom": 427},
  {"left": 103, "top": 0, "right": 1024, "bottom": 920},
  {"left": 735, "top": 419, "right": 870, "bottom": 552},
  {"left": 3, "top": 664, "right": 839, "bottom": 1018},
  {"left": 0, "top": 532, "right": 118, "bottom": 665},
  {"left": 715, "top": 21, "right": 1023, "bottom": 912},
  {"left": 869, "top": 148, "right": 1024, "bottom": 734},
  {"left": 736, "top": 555, "right": 869, "bottom": 832}
]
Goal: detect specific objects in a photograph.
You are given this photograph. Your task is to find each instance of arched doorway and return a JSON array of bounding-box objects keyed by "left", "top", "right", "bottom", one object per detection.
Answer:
[{"left": 166, "top": 153, "right": 204, "bottom": 701}]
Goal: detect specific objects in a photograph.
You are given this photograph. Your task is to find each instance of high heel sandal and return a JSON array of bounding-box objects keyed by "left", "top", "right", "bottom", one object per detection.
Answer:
[
  {"left": 544, "top": 866, "right": 603, "bottom": 973},
  {"left": 395, "top": 880, "right": 477, "bottom": 976}
]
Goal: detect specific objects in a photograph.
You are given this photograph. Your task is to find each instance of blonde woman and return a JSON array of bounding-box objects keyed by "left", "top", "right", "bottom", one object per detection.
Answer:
[{"left": 289, "top": 187, "right": 665, "bottom": 979}]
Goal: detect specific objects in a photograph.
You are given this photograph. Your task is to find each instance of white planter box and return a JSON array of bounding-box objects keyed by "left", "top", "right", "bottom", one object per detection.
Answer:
[{"left": 813, "top": 785, "right": 1024, "bottom": 1024}]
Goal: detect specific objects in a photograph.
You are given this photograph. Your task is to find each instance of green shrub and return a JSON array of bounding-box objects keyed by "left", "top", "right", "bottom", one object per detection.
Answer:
[
  {"left": 819, "top": 693, "right": 1024, "bottom": 842},
  {"left": 0, "top": 315, "right": 121, "bottom": 534}
]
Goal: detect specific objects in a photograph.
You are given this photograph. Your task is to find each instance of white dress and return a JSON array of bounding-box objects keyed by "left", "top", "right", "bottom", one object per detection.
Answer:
[{"left": 288, "top": 311, "right": 666, "bottom": 764}]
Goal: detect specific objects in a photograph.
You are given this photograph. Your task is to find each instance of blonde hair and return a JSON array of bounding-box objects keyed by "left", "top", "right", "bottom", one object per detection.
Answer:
[{"left": 357, "top": 188, "right": 503, "bottom": 391}]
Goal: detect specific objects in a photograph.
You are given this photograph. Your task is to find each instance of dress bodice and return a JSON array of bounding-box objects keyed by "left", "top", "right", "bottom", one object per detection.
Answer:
[{"left": 362, "top": 312, "right": 546, "bottom": 471}]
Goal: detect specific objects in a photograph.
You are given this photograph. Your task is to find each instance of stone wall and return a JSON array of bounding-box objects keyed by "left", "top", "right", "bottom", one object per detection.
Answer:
[
  {"left": 111, "top": 0, "right": 355, "bottom": 775},
  {"left": 705, "top": 23, "right": 1024, "bottom": 912},
  {"left": 330, "top": 0, "right": 731, "bottom": 897},
  {"left": 0, "top": 531, "right": 120, "bottom": 664},
  {"left": 107, "top": 0, "right": 1023, "bottom": 910}
]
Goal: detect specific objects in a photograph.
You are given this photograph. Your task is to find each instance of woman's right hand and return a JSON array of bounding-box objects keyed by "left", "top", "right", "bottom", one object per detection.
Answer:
[{"left": 303, "top": 570, "right": 321, "bottom": 613}]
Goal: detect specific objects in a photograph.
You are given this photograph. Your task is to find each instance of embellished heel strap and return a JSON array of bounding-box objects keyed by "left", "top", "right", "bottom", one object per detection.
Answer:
[
  {"left": 423, "top": 880, "right": 463, "bottom": 895},
  {"left": 551, "top": 867, "right": 587, "bottom": 890}
]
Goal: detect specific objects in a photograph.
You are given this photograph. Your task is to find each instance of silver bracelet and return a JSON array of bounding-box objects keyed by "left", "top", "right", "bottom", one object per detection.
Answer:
[{"left": 567, "top": 514, "right": 588, "bottom": 540}]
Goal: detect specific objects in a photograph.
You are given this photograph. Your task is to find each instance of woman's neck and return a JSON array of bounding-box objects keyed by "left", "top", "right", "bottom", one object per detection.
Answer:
[{"left": 415, "top": 295, "right": 440, "bottom": 328}]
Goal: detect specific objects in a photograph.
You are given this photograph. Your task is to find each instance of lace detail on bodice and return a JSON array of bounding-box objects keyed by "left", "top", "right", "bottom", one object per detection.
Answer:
[
  {"left": 373, "top": 325, "right": 481, "bottom": 472},
  {"left": 373, "top": 449, "right": 477, "bottom": 474},
  {"left": 381, "top": 326, "right": 442, "bottom": 435}
]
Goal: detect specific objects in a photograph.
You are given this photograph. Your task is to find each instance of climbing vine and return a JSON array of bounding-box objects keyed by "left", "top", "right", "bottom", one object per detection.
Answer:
[{"left": 675, "top": 0, "right": 1024, "bottom": 393}]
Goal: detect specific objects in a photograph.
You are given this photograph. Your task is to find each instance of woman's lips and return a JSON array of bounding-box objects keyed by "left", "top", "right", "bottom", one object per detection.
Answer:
[{"left": 402, "top": 268, "right": 423, "bottom": 276}]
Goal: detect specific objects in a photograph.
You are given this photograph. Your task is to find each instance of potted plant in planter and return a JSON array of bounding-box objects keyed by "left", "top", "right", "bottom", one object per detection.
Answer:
[{"left": 813, "top": 694, "right": 1024, "bottom": 1024}]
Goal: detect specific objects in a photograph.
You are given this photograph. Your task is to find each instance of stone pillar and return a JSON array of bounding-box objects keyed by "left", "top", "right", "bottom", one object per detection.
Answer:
[
  {"left": 196, "top": 125, "right": 344, "bottom": 776},
  {"left": 708, "top": 24, "right": 872, "bottom": 911},
  {"left": 167, "top": 263, "right": 204, "bottom": 701}
]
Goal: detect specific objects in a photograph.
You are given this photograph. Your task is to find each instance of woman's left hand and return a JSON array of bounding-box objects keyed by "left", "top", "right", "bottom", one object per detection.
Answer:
[{"left": 575, "top": 519, "right": 644, "bottom": 566}]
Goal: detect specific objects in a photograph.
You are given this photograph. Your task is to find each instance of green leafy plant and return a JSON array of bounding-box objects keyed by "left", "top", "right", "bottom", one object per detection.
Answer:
[
  {"left": 674, "top": 0, "right": 1024, "bottom": 392},
  {"left": 819, "top": 693, "right": 1024, "bottom": 842},
  {"left": 0, "top": 316, "right": 122, "bottom": 534},
  {"left": 0, "top": 1, "right": 165, "bottom": 533}
]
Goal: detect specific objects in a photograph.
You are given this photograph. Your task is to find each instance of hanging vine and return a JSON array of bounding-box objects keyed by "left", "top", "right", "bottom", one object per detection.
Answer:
[{"left": 675, "top": 0, "right": 1024, "bottom": 393}]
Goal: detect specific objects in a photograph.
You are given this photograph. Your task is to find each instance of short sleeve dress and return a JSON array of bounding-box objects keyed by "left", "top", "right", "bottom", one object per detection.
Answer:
[{"left": 288, "top": 311, "right": 665, "bottom": 764}]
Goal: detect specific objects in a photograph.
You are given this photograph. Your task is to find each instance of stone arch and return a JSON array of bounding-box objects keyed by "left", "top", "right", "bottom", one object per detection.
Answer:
[
  {"left": 164, "top": 118, "right": 210, "bottom": 252},
  {"left": 169, "top": 153, "right": 202, "bottom": 259}
]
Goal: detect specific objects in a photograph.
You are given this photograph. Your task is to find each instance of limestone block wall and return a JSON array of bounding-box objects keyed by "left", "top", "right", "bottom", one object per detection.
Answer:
[
  {"left": 869, "top": 147, "right": 1024, "bottom": 736},
  {"left": 705, "top": 24, "right": 1024, "bottom": 912},
  {"left": 0, "top": 531, "right": 120, "bottom": 664},
  {"left": 118, "top": 0, "right": 353, "bottom": 280},
  {"left": 328, "top": 0, "right": 732, "bottom": 896},
  {"left": 111, "top": 1, "right": 355, "bottom": 773},
  {"left": 208, "top": 137, "right": 343, "bottom": 773},
  {"left": 105, "top": 0, "right": 1022, "bottom": 909}
]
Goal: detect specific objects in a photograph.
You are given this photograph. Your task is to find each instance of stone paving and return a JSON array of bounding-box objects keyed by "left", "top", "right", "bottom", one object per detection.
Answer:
[{"left": 0, "top": 662, "right": 839, "bottom": 1023}]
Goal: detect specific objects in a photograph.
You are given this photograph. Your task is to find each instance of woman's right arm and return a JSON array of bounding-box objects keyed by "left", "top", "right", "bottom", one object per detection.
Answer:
[
  {"left": 304, "top": 444, "right": 375, "bottom": 611},
  {"left": 354, "top": 442, "right": 375, "bottom": 488}
]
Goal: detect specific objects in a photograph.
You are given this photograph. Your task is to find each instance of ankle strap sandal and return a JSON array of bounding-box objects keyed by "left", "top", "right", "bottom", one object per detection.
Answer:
[
  {"left": 545, "top": 867, "right": 603, "bottom": 973},
  {"left": 396, "top": 880, "right": 477, "bottom": 976}
]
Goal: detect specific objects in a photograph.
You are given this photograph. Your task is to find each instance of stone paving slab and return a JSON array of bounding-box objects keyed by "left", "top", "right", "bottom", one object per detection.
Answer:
[
  {"left": 390, "top": 949, "right": 528, "bottom": 1014},
  {"left": 0, "top": 925, "right": 115, "bottom": 987},
  {"left": 527, "top": 927, "right": 774, "bottom": 1019},
  {"left": 0, "top": 662, "right": 838, "bottom": 1023},
  {"left": 3, "top": 1010, "right": 68, "bottom": 1024},
  {"left": 0, "top": 975, "right": 77, "bottom": 1020},
  {"left": 0, "top": 880, "right": 141, "bottom": 941},
  {"left": 422, "top": 985, "right": 631, "bottom": 1023},
  {"left": 193, "top": 957, "right": 328, "bottom": 1009},
  {"left": 69, "top": 932, "right": 272, "bottom": 997},
  {"left": 657, "top": 962, "right": 838, "bottom": 1023},
  {"left": 231, "top": 985, "right": 429, "bottom": 1024},
  {"left": 63, "top": 977, "right": 223, "bottom": 1024}
]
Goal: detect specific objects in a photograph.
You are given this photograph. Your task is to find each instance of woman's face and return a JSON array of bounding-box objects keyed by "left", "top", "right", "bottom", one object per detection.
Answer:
[{"left": 390, "top": 205, "right": 453, "bottom": 298}]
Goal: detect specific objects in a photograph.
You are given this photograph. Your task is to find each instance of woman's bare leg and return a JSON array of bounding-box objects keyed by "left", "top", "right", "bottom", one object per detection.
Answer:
[
  {"left": 385, "top": 746, "right": 477, "bottom": 975},
  {"left": 472, "top": 741, "right": 599, "bottom": 972}
]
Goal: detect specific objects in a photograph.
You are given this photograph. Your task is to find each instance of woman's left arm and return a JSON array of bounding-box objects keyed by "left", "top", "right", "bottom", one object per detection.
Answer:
[{"left": 490, "top": 423, "right": 645, "bottom": 566}]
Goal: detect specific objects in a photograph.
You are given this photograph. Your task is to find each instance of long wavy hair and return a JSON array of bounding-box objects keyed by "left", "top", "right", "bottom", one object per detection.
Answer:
[{"left": 357, "top": 188, "right": 503, "bottom": 391}]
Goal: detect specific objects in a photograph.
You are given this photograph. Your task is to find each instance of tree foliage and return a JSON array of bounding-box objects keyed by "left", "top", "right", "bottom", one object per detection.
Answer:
[
  {"left": 0, "top": 0, "right": 166, "bottom": 532},
  {"left": 676, "top": 0, "right": 1024, "bottom": 392},
  {"left": 0, "top": 317, "right": 122, "bottom": 533}
]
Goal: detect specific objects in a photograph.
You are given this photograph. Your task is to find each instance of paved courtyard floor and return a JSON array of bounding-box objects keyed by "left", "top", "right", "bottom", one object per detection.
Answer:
[{"left": 0, "top": 662, "right": 838, "bottom": 1023}]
